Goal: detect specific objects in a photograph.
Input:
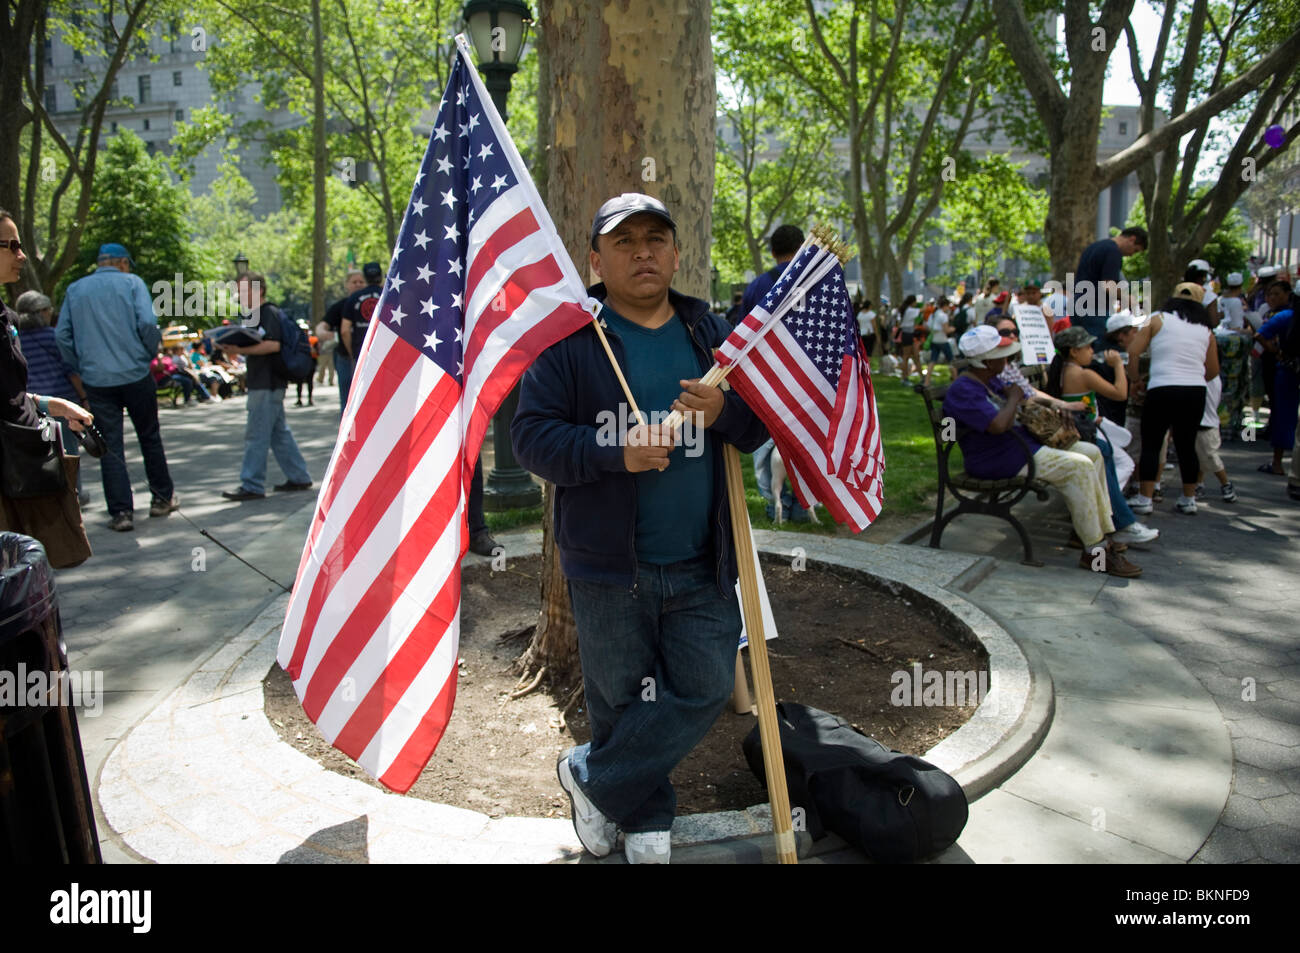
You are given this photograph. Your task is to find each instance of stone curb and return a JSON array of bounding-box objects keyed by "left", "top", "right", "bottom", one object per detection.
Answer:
[{"left": 97, "top": 528, "right": 1046, "bottom": 863}]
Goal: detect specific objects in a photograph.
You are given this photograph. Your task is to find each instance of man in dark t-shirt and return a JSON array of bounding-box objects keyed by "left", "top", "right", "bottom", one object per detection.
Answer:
[
  {"left": 220, "top": 273, "right": 312, "bottom": 501},
  {"left": 325, "top": 269, "right": 365, "bottom": 415},
  {"left": 1073, "top": 226, "right": 1147, "bottom": 341},
  {"left": 341, "top": 261, "right": 385, "bottom": 364}
]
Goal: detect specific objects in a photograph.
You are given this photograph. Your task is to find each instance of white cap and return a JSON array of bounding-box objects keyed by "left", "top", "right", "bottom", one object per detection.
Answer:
[
  {"left": 958, "top": 325, "right": 1020, "bottom": 366},
  {"left": 1258, "top": 265, "right": 1279, "bottom": 279},
  {"left": 1105, "top": 311, "right": 1143, "bottom": 334},
  {"left": 1188, "top": 258, "right": 1211, "bottom": 273},
  {"left": 1226, "top": 272, "right": 1244, "bottom": 287}
]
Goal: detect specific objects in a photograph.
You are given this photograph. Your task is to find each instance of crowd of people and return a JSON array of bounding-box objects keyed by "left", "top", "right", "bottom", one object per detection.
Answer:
[{"left": 853, "top": 236, "right": 1299, "bottom": 577}]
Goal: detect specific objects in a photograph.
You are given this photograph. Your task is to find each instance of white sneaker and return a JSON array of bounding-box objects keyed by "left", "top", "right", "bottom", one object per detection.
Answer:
[
  {"left": 1113, "top": 522, "right": 1159, "bottom": 546},
  {"left": 1176, "top": 497, "right": 1197, "bottom": 515},
  {"left": 1128, "top": 494, "right": 1153, "bottom": 515},
  {"left": 624, "top": 830, "right": 671, "bottom": 864},
  {"left": 557, "top": 749, "right": 616, "bottom": 858}
]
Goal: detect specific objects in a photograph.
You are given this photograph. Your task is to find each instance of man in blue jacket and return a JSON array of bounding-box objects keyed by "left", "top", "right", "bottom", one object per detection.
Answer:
[
  {"left": 56, "top": 242, "right": 178, "bottom": 532},
  {"left": 512, "top": 193, "right": 767, "bottom": 864}
]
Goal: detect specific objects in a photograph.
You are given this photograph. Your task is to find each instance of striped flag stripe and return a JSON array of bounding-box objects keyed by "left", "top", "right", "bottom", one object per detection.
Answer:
[
  {"left": 326, "top": 477, "right": 464, "bottom": 750},
  {"left": 281, "top": 354, "right": 457, "bottom": 676},
  {"left": 464, "top": 254, "right": 567, "bottom": 377},
  {"left": 292, "top": 398, "right": 463, "bottom": 709},
  {"left": 302, "top": 451, "right": 463, "bottom": 721},
  {"left": 733, "top": 345, "right": 878, "bottom": 528},
  {"left": 375, "top": 666, "right": 459, "bottom": 792}
]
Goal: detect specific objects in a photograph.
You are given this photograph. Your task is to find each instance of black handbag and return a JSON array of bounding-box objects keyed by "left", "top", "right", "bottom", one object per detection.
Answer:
[
  {"left": 1071, "top": 411, "right": 1099, "bottom": 443},
  {"left": 743, "top": 702, "right": 969, "bottom": 862},
  {"left": 0, "top": 416, "right": 68, "bottom": 499}
]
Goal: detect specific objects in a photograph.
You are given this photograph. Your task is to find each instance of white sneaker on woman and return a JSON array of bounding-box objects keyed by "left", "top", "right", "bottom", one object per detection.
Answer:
[{"left": 1113, "top": 522, "right": 1159, "bottom": 546}]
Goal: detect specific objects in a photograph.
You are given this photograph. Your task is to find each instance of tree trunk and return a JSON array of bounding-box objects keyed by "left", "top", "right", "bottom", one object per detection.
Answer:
[
  {"left": 545, "top": 0, "right": 714, "bottom": 293},
  {"left": 311, "top": 0, "right": 327, "bottom": 326},
  {"left": 1045, "top": 157, "right": 1101, "bottom": 280},
  {"left": 520, "top": 0, "right": 715, "bottom": 691}
]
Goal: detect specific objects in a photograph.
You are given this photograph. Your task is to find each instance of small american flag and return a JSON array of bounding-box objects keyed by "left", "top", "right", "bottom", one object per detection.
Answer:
[
  {"left": 717, "top": 242, "right": 885, "bottom": 531},
  {"left": 276, "top": 37, "right": 592, "bottom": 793}
]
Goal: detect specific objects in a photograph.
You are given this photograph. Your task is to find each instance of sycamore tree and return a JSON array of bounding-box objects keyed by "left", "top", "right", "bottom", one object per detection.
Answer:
[
  {"left": 2, "top": 0, "right": 183, "bottom": 296},
  {"left": 1124, "top": 0, "right": 1300, "bottom": 300},
  {"left": 53, "top": 129, "right": 211, "bottom": 306},
  {"left": 712, "top": 52, "right": 843, "bottom": 283},
  {"left": 935, "top": 154, "right": 1050, "bottom": 286},
  {"left": 714, "top": 0, "right": 1019, "bottom": 304},
  {"left": 175, "top": 0, "right": 464, "bottom": 249},
  {"left": 1122, "top": 188, "right": 1253, "bottom": 285},
  {"left": 992, "top": 0, "right": 1300, "bottom": 280}
]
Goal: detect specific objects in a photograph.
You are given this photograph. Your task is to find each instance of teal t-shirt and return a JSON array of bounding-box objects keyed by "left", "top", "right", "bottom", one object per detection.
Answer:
[{"left": 602, "top": 306, "right": 713, "bottom": 565}]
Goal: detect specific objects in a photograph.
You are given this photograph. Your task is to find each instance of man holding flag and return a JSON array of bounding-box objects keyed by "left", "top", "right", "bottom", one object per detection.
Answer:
[{"left": 512, "top": 192, "right": 768, "bottom": 864}]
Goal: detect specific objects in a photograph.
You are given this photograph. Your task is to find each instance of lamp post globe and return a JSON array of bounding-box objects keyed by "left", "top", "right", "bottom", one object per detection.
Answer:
[
  {"left": 462, "top": 0, "right": 533, "bottom": 122},
  {"left": 462, "top": 0, "right": 540, "bottom": 510}
]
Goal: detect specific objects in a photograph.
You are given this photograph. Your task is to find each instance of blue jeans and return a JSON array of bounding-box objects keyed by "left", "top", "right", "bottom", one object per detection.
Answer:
[
  {"left": 753, "top": 438, "right": 807, "bottom": 521},
  {"left": 84, "top": 374, "right": 174, "bottom": 516},
  {"left": 334, "top": 350, "right": 355, "bottom": 418},
  {"left": 239, "top": 387, "right": 311, "bottom": 494},
  {"left": 1095, "top": 432, "right": 1136, "bottom": 530},
  {"left": 566, "top": 554, "right": 741, "bottom": 833}
]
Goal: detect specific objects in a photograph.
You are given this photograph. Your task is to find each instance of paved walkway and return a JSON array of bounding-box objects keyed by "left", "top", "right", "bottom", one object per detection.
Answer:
[
  {"left": 905, "top": 435, "right": 1300, "bottom": 863},
  {"left": 45, "top": 384, "right": 1299, "bottom": 863}
]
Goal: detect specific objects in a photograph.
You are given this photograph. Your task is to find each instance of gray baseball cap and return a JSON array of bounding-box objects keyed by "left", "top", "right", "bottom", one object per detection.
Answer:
[{"left": 590, "top": 193, "right": 676, "bottom": 249}]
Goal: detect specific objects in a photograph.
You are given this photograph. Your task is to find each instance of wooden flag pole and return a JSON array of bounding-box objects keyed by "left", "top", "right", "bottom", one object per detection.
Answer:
[
  {"left": 723, "top": 442, "right": 798, "bottom": 864},
  {"left": 589, "top": 312, "right": 646, "bottom": 426},
  {"left": 732, "top": 651, "right": 753, "bottom": 714}
]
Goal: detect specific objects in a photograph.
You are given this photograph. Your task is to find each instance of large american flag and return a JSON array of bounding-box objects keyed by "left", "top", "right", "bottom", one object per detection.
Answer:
[
  {"left": 717, "top": 242, "right": 885, "bottom": 531},
  {"left": 276, "top": 38, "right": 592, "bottom": 793}
]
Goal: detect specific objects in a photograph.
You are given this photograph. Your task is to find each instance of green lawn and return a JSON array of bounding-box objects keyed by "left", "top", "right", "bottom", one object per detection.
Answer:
[{"left": 487, "top": 362, "right": 950, "bottom": 535}]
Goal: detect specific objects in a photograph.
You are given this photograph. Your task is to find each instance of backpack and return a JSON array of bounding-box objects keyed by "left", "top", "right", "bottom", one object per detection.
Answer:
[
  {"left": 952, "top": 306, "right": 971, "bottom": 337},
  {"left": 270, "top": 307, "right": 315, "bottom": 383},
  {"left": 743, "top": 702, "right": 969, "bottom": 862}
]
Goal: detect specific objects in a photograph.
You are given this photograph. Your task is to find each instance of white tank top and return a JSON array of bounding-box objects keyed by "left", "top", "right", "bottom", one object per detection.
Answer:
[{"left": 1147, "top": 312, "right": 1210, "bottom": 389}]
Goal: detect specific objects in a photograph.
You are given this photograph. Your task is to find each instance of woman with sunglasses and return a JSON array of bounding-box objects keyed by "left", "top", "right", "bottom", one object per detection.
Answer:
[{"left": 1, "top": 209, "right": 95, "bottom": 565}]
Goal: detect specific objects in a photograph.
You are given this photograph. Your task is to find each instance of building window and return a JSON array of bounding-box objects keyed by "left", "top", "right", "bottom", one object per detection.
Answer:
[
  {"left": 111, "top": 121, "right": 118, "bottom": 133},
  {"left": 138, "top": 74, "right": 151, "bottom": 104},
  {"left": 170, "top": 20, "right": 181, "bottom": 53},
  {"left": 173, "top": 70, "right": 183, "bottom": 87},
  {"left": 1119, "top": 121, "right": 1128, "bottom": 136},
  {"left": 143, "top": 118, "right": 150, "bottom": 131},
  {"left": 44, "top": 86, "right": 56, "bottom": 113},
  {"left": 175, "top": 109, "right": 184, "bottom": 122},
  {"left": 44, "top": 39, "right": 53, "bottom": 67}
]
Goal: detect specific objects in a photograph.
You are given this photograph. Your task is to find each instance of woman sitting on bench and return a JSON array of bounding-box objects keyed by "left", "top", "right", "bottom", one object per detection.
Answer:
[{"left": 942, "top": 326, "right": 1141, "bottom": 578}]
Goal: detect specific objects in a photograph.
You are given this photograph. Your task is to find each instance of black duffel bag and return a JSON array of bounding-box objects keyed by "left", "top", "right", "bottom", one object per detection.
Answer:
[{"left": 743, "top": 702, "right": 969, "bottom": 863}]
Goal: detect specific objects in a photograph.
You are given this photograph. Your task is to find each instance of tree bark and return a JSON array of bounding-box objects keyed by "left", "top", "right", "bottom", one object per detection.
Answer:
[{"left": 520, "top": 0, "right": 715, "bottom": 690}]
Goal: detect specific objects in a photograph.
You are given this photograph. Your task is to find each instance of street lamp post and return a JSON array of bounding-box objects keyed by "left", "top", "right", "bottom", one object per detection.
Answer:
[
  {"left": 233, "top": 251, "right": 249, "bottom": 277},
  {"left": 463, "top": 0, "right": 539, "bottom": 510}
]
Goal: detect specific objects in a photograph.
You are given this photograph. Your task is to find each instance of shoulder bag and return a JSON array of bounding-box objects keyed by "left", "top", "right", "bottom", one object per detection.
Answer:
[{"left": 0, "top": 415, "right": 68, "bottom": 499}]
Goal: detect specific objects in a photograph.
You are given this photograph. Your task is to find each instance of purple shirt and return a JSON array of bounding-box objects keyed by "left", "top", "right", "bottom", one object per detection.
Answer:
[{"left": 943, "top": 374, "right": 1041, "bottom": 479}]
